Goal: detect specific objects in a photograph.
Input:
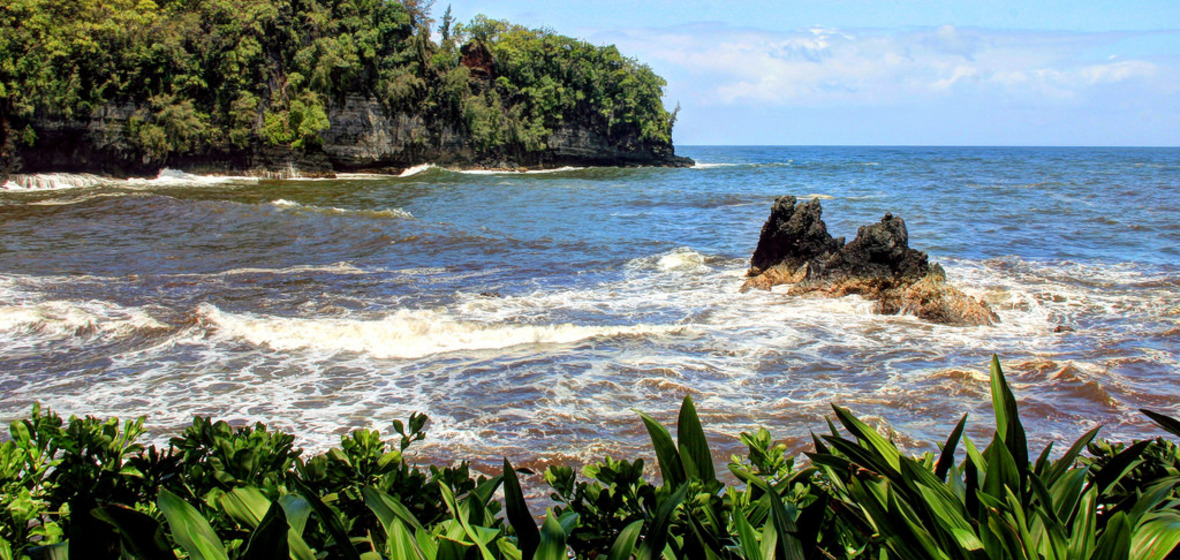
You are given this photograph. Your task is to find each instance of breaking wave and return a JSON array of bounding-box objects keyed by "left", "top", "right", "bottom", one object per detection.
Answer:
[
  {"left": 270, "top": 199, "right": 413, "bottom": 219},
  {"left": 197, "top": 303, "right": 683, "bottom": 359}
]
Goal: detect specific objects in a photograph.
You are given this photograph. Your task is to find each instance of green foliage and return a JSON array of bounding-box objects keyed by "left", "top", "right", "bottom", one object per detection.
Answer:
[
  {"left": 0, "top": 2, "right": 679, "bottom": 167},
  {"left": 2, "top": 357, "right": 1178, "bottom": 559}
]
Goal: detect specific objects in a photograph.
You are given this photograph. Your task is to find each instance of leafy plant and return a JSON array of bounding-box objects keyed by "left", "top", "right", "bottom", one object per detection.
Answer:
[{"left": 1, "top": 356, "right": 1178, "bottom": 560}]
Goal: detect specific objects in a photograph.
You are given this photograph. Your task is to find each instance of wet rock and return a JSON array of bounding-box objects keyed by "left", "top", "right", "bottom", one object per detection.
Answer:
[{"left": 742, "top": 195, "right": 999, "bottom": 326}]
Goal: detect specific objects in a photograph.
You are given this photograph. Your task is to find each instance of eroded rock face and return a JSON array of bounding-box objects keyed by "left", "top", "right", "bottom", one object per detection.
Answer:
[
  {"left": 743, "top": 195, "right": 998, "bottom": 326},
  {"left": 13, "top": 94, "right": 692, "bottom": 178}
]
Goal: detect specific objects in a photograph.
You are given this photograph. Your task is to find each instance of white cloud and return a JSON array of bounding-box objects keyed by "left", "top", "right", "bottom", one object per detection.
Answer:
[{"left": 600, "top": 24, "right": 1176, "bottom": 108}]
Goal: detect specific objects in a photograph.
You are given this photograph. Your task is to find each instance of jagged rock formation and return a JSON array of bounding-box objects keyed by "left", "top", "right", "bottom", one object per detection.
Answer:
[{"left": 742, "top": 195, "right": 998, "bottom": 326}]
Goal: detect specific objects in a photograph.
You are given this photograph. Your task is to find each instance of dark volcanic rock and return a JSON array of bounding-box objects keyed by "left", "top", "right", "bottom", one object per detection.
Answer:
[
  {"left": 748, "top": 196, "right": 843, "bottom": 276},
  {"left": 742, "top": 195, "right": 998, "bottom": 326}
]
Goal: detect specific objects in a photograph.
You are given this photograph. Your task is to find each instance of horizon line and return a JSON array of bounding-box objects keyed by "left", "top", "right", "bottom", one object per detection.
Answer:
[{"left": 675, "top": 143, "right": 1180, "bottom": 149}]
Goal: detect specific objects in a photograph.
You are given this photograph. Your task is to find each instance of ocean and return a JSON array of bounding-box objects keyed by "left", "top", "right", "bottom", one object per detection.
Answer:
[{"left": 1, "top": 146, "right": 1178, "bottom": 469}]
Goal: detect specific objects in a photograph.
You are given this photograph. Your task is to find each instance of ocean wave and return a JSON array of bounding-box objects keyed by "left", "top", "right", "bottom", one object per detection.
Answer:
[
  {"left": 3, "top": 173, "right": 110, "bottom": 191},
  {"left": 626, "top": 248, "right": 710, "bottom": 273},
  {"left": 197, "top": 303, "right": 683, "bottom": 359},
  {"left": 398, "top": 163, "right": 437, "bottom": 177},
  {"left": 690, "top": 162, "right": 738, "bottom": 169},
  {"left": 270, "top": 199, "right": 413, "bottom": 220},
  {"left": 124, "top": 168, "right": 259, "bottom": 187},
  {"left": 454, "top": 166, "right": 586, "bottom": 175},
  {"left": 3, "top": 169, "right": 258, "bottom": 192},
  {"left": 0, "top": 300, "right": 169, "bottom": 342}
]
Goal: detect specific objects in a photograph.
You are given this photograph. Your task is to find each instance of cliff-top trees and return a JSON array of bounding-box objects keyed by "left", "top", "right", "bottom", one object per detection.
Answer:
[{"left": 0, "top": 1, "right": 677, "bottom": 165}]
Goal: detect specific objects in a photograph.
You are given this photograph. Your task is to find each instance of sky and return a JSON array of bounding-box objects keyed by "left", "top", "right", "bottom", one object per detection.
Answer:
[{"left": 436, "top": 1, "right": 1180, "bottom": 146}]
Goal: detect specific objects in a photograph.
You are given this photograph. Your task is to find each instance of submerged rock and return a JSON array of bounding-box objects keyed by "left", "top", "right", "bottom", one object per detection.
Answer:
[{"left": 742, "top": 195, "right": 998, "bottom": 326}]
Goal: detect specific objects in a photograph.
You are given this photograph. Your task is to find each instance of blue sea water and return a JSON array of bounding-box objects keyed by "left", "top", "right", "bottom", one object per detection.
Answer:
[{"left": 1, "top": 146, "right": 1178, "bottom": 467}]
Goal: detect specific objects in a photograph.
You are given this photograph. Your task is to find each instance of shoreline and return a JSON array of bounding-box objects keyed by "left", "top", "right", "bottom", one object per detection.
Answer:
[{"left": 1, "top": 158, "right": 695, "bottom": 190}]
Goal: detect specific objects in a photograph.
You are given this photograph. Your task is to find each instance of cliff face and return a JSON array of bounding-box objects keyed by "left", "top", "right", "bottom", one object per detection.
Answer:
[{"left": 6, "top": 94, "right": 688, "bottom": 179}]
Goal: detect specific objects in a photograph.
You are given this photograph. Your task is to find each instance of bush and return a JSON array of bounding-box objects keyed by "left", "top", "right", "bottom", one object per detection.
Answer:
[{"left": 0, "top": 357, "right": 1177, "bottom": 559}]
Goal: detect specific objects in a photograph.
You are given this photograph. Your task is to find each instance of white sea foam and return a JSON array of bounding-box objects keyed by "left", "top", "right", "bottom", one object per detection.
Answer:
[
  {"left": 3, "top": 169, "right": 257, "bottom": 192},
  {"left": 125, "top": 168, "right": 258, "bottom": 187},
  {"left": 270, "top": 199, "right": 413, "bottom": 219},
  {"left": 454, "top": 166, "right": 584, "bottom": 175},
  {"left": 0, "top": 300, "right": 168, "bottom": 343},
  {"left": 197, "top": 303, "right": 683, "bottom": 359},
  {"left": 625, "top": 248, "right": 710, "bottom": 273},
  {"left": 690, "top": 162, "right": 737, "bottom": 169},
  {"left": 398, "top": 164, "right": 437, "bottom": 177},
  {"left": 3, "top": 173, "right": 109, "bottom": 191}
]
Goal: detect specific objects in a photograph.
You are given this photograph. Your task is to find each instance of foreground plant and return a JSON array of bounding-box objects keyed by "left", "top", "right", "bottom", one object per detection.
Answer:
[{"left": 0, "top": 356, "right": 1177, "bottom": 559}]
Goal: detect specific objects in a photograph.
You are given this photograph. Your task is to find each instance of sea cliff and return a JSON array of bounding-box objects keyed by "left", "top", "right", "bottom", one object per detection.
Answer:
[{"left": 0, "top": 2, "right": 689, "bottom": 183}]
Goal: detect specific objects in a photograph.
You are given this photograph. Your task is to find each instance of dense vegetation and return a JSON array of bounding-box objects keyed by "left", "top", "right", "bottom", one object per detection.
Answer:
[
  {"left": 2, "top": 357, "right": 1179, "bottom": 559},
  {"left": 0, "top": 0, "right": 677, "bottom": 170}
]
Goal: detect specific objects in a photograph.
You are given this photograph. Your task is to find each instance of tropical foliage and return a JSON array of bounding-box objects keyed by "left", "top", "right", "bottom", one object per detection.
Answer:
[
  {"left": 1, "top": 357, "right": 1178, "bottom": 559},
  {"left": 0, "top": 1, "right": 677, "bottom": 165}
]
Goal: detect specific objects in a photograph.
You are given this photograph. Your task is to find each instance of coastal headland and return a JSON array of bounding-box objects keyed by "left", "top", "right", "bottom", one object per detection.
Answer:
[{"left": 0, "top": 2, "right": 690, "bottom": 184}]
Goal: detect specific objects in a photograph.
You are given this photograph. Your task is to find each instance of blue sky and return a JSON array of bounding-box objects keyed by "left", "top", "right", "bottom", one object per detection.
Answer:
[{"left": 437, "top": 1, "right": 1180, "bottom": 146}]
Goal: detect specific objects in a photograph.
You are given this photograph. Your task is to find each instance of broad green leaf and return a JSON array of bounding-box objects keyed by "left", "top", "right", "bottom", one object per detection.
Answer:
[
  {"left": 502, "top": 459, "right": 540, "bottom": 559},
  {"left": 759, "top": 521, "right": 778, "bottom": 560},
  {"left": 935, "top": 414, "right": 967, "bottom": 482},
  {"left": 536, "top": 510, "right": 568, "bottom": 560},
  {"left": 676, "top": 395, "right": 715, "bottom": 483},
  {"left": 241, "top": 502, "right": 289, "bottom": 560},
  {"left": 291, "top": 479, "right": 362, "bottom": 560},
  {"left": 914, "top": 484, "right": 981, "bottom": 551},
  {"left": 635, "top": 410, "right": 685, "bottom": 488},
  {"left": 830, "top": 405, "right": 901, "bottom": 472},
  {"left": 92, "top": 505, "right": 177, "bottom": 560},
  {"left": 637, "top": 483, "right": 689, "bottom": 560},
  {"left": 362, "top": 486, "right": 423, "bottom": 532},
  {"left": 1045, "top": 426, "right": 1100, "bottom": 487},
  {"left": 1130, "top": 511, "right": 1180, "bottom": 560},
  {"left": 733, "top": 509, "right": 764, "bottom": 560},
  {"left": 389, "top": 519, "right": 427, "bottom": 560},
  {"left": 766, "top": 482, "right": 804, "bottom": 560},
  {"left": 218, "top": 486, "right": 270, "bottom": 529},
  {"left": 1092, "top": 440, "right": 1150, "bottom": 494},
  {"left": 607, "top": 519, "right": 644, "bottom": 560},
  {"left": 989, "top": 356, "right": 1029, "bottom": 487},
  {"left": 1091, "top": 511, "right": 1132, "bottom": 560},
  {"left": 158, "top": 489, "right": 229, "bottom": 560},
  {"left": 439, "top": 483, "right": 496, "bottom": 560},
  {"left": 279, "top": 495, "right": 313, "bottom": 536},
  {"left": 1140, "top": 408, "right": 1180, "bottom": 438}
]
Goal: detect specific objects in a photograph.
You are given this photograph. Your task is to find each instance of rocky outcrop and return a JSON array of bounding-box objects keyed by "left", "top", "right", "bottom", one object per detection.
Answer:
[
  {"left": 11, "top": 94, "right": 691, "bottom": 179},
  {"left": 742, "top": 195, "right": 998, "bottom": 326}
]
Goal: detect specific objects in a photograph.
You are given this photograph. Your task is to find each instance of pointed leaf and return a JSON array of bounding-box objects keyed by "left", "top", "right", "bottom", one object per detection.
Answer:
[
  {"left": 989, "top": 355, "right": 1029, "bottom": 487},
  {"left": 830, "top": 405, "right": 900, "bottom": 472},
  {"left": 733, "top": 510, "right": 764, "bottom": 560},
  {"left": 536, "top": 510, "right": 569, "bottom": 560},
  {"left": 638, "top": 484, "right": 689, "bottom": 560},
  {"left": 1131, "top": 512, "right": 1180, "bottom": 560},
  {"left": 607, "top": 519, "right": 644, "bottom": 560},
  {"left": 1140, "top": 409, "right": 1180, "bottom": 439},
  {"left": 1092, "top": 440, "right": 1150, "bottom": 494},
  {"left": 676, "top": 395, "right": 716, "bottom": 483},
  {"left": 158, "top": 489, "right": 229, "bottom": 560},
  {"left": 242, "top": 503, "right": 289, "bottom": 560},
  {"left": 935, "top": 414, "right": 968, "bottom": 481},
  {"left": 292, "top": 479, "right": 362, "bottom": 560},
  {"left": 92, "top": 505, "right": 177, "bottom": 560},
  {"left": 636, "top": 410, "right": 685, "bottom": 488},
  {"left": 502, "top": 459, "right": 540, "bottom": 559}
]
